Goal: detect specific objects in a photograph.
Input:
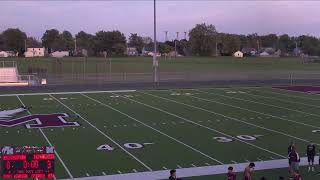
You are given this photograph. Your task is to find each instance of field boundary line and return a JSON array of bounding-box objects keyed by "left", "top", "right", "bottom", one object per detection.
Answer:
[
  {"left": 0, "top": 90, "right": 136, "bottom": 97},
  {"left": 63, "top": 156, "right": 319, "bottom": 180},
  {"left": 258, "top": 88, "right": 320, "bottom": 101},
  {"left": 49, "top": 94, "right": 153, "bottom": 172},
  {"left": 113, "top": 92, "right": 286, "bottom": 158},
  {"left": 142, "top": 91, "right": 314, "bottom": 145},
  {"left": 16, "top": 95, "right": 73, "bottom": 179},
  {"left": 240, "top": 88, "right": 320, "bottom": 109},
  {"left": 196, "top": 89, "right": 320, "bottom": 129},
  {"left": 81, "top": 93, "right": 225, "bottom": 165}
]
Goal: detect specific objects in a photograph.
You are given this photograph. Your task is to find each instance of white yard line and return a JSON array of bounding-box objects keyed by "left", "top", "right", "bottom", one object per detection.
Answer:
[
  {"left": 82, "top": 93, "right": 224, "bottom": 164},
  {"left": 63, "top": 156, "right": 319, "bottom": 180},
  {"left": 195, "top": 89, "right": 320, "bottom": 129},
  {"left": 16, "top": 95, "right": 73, "bottom": 179},
  {"left": 242, "top": 89, "right": 320, "bottom": 109},
  {"left": 0, "top": 90, "right": 136, "bottom": 97},
  {"left": 142, "top": 91, "right": 314, "bottom": 146},
  {"left": 270, "top": 88, "right": 320, "bottom": 100},
  {"left": 114, "top": 92, "right": 286, "bottom": 159},
  {"left": 49, "top": 94, "right": 153, "bottom": 172},
  {"left": 202, "top": 89, "right": 320, "bottom": 119}
]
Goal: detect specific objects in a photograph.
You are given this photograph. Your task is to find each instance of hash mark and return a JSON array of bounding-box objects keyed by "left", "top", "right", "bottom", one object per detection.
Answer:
[
  {"left": 117, "top": 170, "right": 122, "bottom": 174},
  {"left": 133, "top": 169, "right": 138, "bottom": 173},
  {"left": 163, "top": 167, "right": 168, "bottom": 170},
  {"left": 86, "top": 173, "right": 90, "bottom": 177},
  {"left": 205, "top": 163, "right": 210, "bottom": 166},
  {"left": 191, "top": 164, "right": 196, "bottom": 167},
  {"left": 231, "top": 160, "right": 237, "bottom": 164},
  {"left": 177, "top": 165, "right": 182, "bottom": 168},
  {"left": 102, "top": 172, "right": 106, "bottom": 175}
]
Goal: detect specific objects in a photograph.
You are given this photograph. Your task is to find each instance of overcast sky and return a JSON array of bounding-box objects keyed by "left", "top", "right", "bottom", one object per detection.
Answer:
[{"left": 0, "top": 1, "right": 319, "bottom": 41}]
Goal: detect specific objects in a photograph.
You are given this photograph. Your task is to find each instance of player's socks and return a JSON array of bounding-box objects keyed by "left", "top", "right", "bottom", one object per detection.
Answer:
[
  {"left": 312, "top": 166, "right": 314, "bottom": 171},
  {"left": 308, "top": 166, "right": 311, "bottom": 172}
]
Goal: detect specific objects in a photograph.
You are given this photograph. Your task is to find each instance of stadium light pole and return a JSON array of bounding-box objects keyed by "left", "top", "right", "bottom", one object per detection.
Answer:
[{"left": 153, "top": 0, "right": 159, "bottom": 83}]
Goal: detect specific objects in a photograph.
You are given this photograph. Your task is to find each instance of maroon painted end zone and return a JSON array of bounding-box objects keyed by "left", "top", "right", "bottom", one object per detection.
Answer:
[{"left": 273, "top": 86, "right": 320, "bottom": 94}]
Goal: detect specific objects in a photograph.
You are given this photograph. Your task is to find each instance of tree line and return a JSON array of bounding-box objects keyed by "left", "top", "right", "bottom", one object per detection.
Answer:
[{"left": 1, "top": 23, "right": 320, "bottom": 57}]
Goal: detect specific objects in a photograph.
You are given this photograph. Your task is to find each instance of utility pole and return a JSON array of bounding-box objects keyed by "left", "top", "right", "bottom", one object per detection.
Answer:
[
  {"left": 184, "top": 32, "right": 187, "bottom": 40},
  {"left": 175, "top": 32, "right": 179, "bottom": 58},
  {"left": 164, "top": 31, "right": 168, "bottom": 42},
  {"left": 24, "top": 39, "right": 27, "bottom": 52},
  {"left": 257, "top": 40, "right": 260, "bottom": 52},
  {"left": 153, "top": 0, "right": 158, "bottom": 83},
  {"left": 74, "top": 38, "right": 77, "bottom": 56}
]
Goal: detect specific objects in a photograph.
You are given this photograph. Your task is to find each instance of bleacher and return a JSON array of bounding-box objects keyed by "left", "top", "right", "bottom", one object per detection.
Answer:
[{"left": 0, "top": 61, "right": 29, "bottom": 86}]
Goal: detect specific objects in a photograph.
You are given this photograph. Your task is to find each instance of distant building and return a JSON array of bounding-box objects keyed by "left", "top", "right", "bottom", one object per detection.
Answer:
[
  {"left": 0, "top": 51, "right": 18, "bottom": 57},
  {"left": 25, "top": 48, "right": 45, "bottom": 57},
  {"left": 233, "top": 51, "right": 244, "bottom": 58},
  {"left": 51, "top": 51, "right": 70, "bottom": 58},
  {"left": 126, "top": 47, "right": 138, "bottom": 56}
]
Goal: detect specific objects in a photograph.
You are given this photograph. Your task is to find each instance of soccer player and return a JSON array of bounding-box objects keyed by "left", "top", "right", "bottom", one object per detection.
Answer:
[
  {"left": 306, "top": 141, "right": 316, "bottom": 172},
  {"left": 243, "top": 162, "right": 255, "bottom": 180},
  {"left": 288, "top": 142, "right": 295, "bottom": 173},
  {"left": 227, "top": 166, "right": 236, "bottom": 180},
  {"left": 293, "top": 171, "right": 302, "bottom": 180},
  {"left": 288, "top": 146, "right": 300, "bottom": 176},
  {"left": 168, "top": 169, "right": 182, "bottom": 180}
]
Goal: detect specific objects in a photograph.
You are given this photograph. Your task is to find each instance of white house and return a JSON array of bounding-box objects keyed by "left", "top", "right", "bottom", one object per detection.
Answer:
[
  {"left": 234, "top": 51, "right": 244, "bottom": 58},
  {"left": 0, "top": 51, "right": 18, "bottom": 57},
  {"left": 0, "top": 51, "right": 9, "bottom": 58},
  {"left": 51, "top": 51, "right": 69, "bottom": 58},
  {"left": 24, "top": 48, "right": 45, "bottom": 57}
]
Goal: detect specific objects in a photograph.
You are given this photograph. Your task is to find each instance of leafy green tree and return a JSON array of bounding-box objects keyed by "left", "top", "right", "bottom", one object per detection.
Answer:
[
  {"left": 41, "top": 29, "right": 60, "bottom": 53},
  {"left": 142, "top": 36, "right": 153, "bottom": 52},
  {"left": 219, "top": 33, "right": 241, "bottom": 55},
  {"left": 75, "top": 31, "right": 95, "bottom": 55},
  {"left": 158, "top": 43, "right": 172, "bottom": 55},
  {"left": 0, "top": 33, "right": 4, "bottom": 50},
  {"left": 260, "top": 34, "right": 278, "bottom": 48},
  {"left": 189, "top": 23, "right": 217, "bottom": 56},
  {"left": 128, "top": 33, "right": 144, "bottom": 54},
  {"left": 26, "top": 37, "right": 42, "bottom": 48},
  {"left": 2, "top": 28, "right": 27, "bottom": 55},
  {"left": 94, "top": 30, "right": 126, "bottom": 55},
  {"left": 60, "top": 31, "right": 74, "bottom": 51},
  {"left": 278, "top": 34, "right": 294, "bottom": 54}
]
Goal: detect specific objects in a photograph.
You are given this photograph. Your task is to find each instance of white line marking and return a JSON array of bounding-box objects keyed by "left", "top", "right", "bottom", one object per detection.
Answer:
[
  {"left": 133, "top": 169, "right": 138, "bottom": 173},
  {"left": 82, "top": 93, "right": 224, "bottom": 165},
  {"left": 191, "top": 164, "right": 197, "bottom": 167},
  {"left": 102, "top": 172, "right": 106, "bottom": 176},
  {"left": 162, "top": 167, "right": 168, "bottom": 170},
  {"left": 49, "top": 94, "right": 153, "bottom": 172},
  {"left": 117, "top": 171, "right": 122, "bottom": 174},
  {"left": 270, "top": 157, "right": 275, "bottom": 160},
  {"left": 243, "top": 89, "right": 320, "bottom": 109},
  {"left": 195, "top": 90, "right": 320, "bottom": 129},
  {"left": 137, "top": 92, "right": 287, "bottom": 158},
  {"left": 16, "top": 95, "right": 72, "bottom": 179},
  {"left": 86, "top": 173, "right": 90, "bottom": 177},
  {"left": 0, "top": 90, "right": 136, "bottom": 97},
  {"left": 205, "top": 163, "right": 210, "bottom": 166},
  {"left": 269, "top": 88, "right": 320, "bottom": 101},
  {"left": 200, "top": 90, "right": 320, "bottom": 119},
  {"left": 257, "top": 158, "right": 263, "bottom": 161},
  {"left": 231, "top": 160, "right": 237, "bottom": 164},
  {"left": 157, "top": 91, "right": 318, "bottom": 145},
  {"left": 177, "top": 165, "right": 182, "bottom": 168}
]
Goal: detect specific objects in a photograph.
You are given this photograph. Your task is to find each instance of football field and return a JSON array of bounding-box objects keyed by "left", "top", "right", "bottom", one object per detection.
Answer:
[{"left": 1, "top": 87, "right": 320, "bottom": 179}]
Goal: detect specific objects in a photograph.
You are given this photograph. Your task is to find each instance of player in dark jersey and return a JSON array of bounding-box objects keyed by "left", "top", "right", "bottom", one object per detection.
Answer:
[
  {"left": 227, "top": 166, "right": 236, "bottom": 180},
  {"left": 243, "top": 163, "right": 255, "bottom": 180},
  {"left": 288, "top": 146, "right": 300, "bottom": 177},
  {"left": 306, "top": 141, "right": 316, "bottom": 172},
  {"left": 288, "top": 142, "right": 295, "bottom": 173}
]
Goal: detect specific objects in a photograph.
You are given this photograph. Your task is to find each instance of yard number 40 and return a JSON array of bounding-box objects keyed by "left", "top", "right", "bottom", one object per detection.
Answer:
[{"left": 213, "top": 135, "right": 259, "bottom": 143}]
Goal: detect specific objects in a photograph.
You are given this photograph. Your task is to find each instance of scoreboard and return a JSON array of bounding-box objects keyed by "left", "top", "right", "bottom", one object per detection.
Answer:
[{"left": 1, "top": 146, "right": 55, "bottom": 179}]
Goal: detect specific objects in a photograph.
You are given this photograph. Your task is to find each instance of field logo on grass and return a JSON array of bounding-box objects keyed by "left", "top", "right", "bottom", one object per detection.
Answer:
[{"left": 0, "top": 108, "right": 80, "bottom": 129}]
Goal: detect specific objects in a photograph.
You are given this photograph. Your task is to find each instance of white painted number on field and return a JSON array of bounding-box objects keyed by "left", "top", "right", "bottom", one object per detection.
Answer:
[
  {"left": 226, "top": 91, "right": 246, "bottom": 94},
  {"left": 213, "top": 135, "right": 259, "bottom": 143},
  {"left": 97, "top": 144, "right": 115, "bottom": 151},
  {"left": 213, "top": 137, "right": 233, "bottom": 143},
  {"left": 97, "top": 142, "right": 154, "bottom": 152}
]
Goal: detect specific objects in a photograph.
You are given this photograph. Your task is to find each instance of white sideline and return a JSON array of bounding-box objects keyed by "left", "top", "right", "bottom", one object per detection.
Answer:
[
  {"left": 63, "top": 156, "right": 319, "bottom": 180},
  {"left": 0, "top": 90, "right": 136, "bottom": 97},
  {"left": 16, "top": 95, "right": 73, "bottom": 179}
]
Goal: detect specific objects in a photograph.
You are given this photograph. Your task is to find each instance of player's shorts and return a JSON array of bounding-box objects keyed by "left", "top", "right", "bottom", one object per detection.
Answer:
[
  {"left": 308, "top": 156, "right": 315, "bottom": 163},
  {"left": 290, "top": 162, "right": 299, "bottom": 171}
]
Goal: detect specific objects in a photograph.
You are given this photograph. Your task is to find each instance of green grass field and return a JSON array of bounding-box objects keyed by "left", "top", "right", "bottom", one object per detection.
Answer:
[
  {"left": 1, "top": 87, "right": 320, "bottom": 179},
  {"left": 0, "top": 88, "right": 320, "bottom": 180},
  {"left": 3, "top": 56, "right": 320, "bottom": 75}
]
